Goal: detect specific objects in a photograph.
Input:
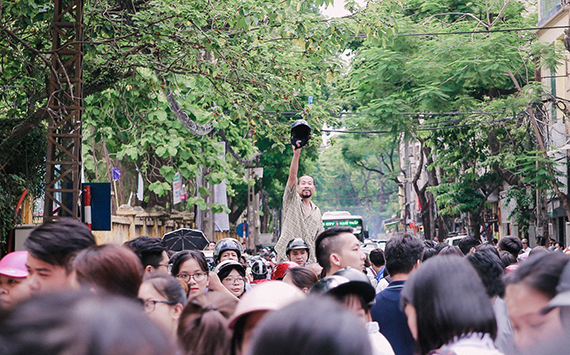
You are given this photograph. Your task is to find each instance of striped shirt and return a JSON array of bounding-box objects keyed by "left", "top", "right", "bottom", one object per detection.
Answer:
[{"left": 275, "top": 185, "right": 323, "bottom": 263}]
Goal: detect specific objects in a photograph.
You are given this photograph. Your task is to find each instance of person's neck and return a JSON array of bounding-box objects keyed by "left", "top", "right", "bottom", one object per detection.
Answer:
[
  {"left": 170, "top": 325, "right": 179, "bottom": 342},
  {"left": 302, "top": 197, "right": 312, "bottom": 205},
  {"left": 390, "top": 273, "right": 410, "bottom": 282},
  {"left": 326, "top": 267, "right": 340, "bottom": 277},
  {"left": 372, "top": 264, "right": 383, "bottom": 274}
]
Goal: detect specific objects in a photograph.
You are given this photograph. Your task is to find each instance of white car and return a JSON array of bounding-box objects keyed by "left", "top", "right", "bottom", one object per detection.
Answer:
[{"left": 445, "top": 235, "right": 468, "bottom": 247}]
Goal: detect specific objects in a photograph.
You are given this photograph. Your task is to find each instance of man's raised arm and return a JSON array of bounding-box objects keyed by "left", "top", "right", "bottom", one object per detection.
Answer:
[{"left": 287, "top": 145, "right": 301, "bottom": 190}]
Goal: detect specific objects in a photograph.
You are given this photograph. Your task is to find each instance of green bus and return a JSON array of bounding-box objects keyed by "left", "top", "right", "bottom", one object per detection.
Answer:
[{"left": 322, "top": 211, "right": 368, "bottom": 242}]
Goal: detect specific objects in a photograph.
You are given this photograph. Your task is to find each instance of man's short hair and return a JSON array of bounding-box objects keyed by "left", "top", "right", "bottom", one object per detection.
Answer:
[
  {"left": 384, "top": 234, "right": 423, "bottom": 276},
  {"left": 466, "top": 251, "right": 505, "bottom": 298},
  {"left": 458, "top": 237, "right": 480, "bottom": 255},
  {"left": 369, "top": 248, "right": 385, "bottom": 267},
  {"left": 298, "top": 175, "right": 314, "bottom": 183},
  {"left": 498, "top": 236, "right": 522, "bottom": 260},
  {"left": 315, "top": 227, "right": 354, "bottom": 274},
  {"left": 124, "top": 236, "right": 167, "bottom": 268},
  {"left": 24, "top": 218, "right": 96, "bottom": 272}
]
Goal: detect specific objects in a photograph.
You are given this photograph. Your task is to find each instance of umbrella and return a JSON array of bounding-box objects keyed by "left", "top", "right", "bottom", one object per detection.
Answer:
[{"left": 162, "top": 228, "right": 209, "bottom": 251}]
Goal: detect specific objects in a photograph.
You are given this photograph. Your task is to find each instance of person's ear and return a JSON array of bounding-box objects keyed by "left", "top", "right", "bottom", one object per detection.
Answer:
[
  {"left": 330, "top": 253, "right": 341, "bottom": 267},
  {"left": 414, "top": 259, "right": 421, "bottom": 270},
  {"left": 144, "top": 265, "right": 154, "bottom": 275},
  {"left": 172, "top": 303, "right": 184, "bottom": 320}
]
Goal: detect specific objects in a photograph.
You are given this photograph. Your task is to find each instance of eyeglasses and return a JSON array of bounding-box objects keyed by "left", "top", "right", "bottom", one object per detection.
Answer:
[
  {"left": 153, "top": 263, "right": 173, "bottom": 273},
  {"left": 138, "top": 298, "right": 176, "bottom": 313},
  {"left": 176, "top": 272, "right": 208, "bottom": 283},
  {"left": 223, "top": 276, "right": 246, "bottom": 284}
]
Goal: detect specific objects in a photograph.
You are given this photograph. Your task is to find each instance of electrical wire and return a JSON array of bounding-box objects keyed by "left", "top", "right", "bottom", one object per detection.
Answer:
[
  {"left": 323, "top": 116, "right": 517, "bottom": 134},
  {"left": 395, "top": 25, "right": 570, "bottom": 37}
]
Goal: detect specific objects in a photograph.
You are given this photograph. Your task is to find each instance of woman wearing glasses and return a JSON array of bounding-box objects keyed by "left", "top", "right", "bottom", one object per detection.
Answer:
[
  {"left": 215, "top": 260, "right": 247, "bottom": 298},
  {"left": 171, "top": 250, "right": 211, "bottom": 298},
  {"left": 138, "top": 274, "right": 186, "bottom": 341},
  {"left": 171, "top": 250, "right": 240, "bottom": 300}
]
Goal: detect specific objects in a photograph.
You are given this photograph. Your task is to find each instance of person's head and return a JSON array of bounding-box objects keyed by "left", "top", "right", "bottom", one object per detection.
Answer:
[
  {"left": 437, "top": 245, "right": 464, "bottom": 256},
  {"left": 215, "top": 260, "right": 247, "bottom": 298},
  {"left": 475, "top": 244, "right": 500, "bottom": 258},
  {"left": 498, "top": 235, "right": 523, "bottom": 260},
  {"left": 542, "top": 261, "right": 570, "bottom": 328},
  {"left": 466, "top": 251, "right": 505, "bottom": 298},
  {"left": 458, "top": 237, "right": 480, "bottom": 255},
  {"left": 250, "top": 259, "right": 268, "bottom": 280},
  {"left": 124, "top": 236, "right": 170, "bottom": 275},
  {"left": 214, "top": 238, "right": 243, "bottom": 264},
  {"left": 171, "top": 250, "right": 209, "bottom": 298},
  {"left": 499, "top": 250, "right": 517, "bottom": 268},
  {"left": 297, "top": 175, "right": 315, "bottom": 200},
  {"left": 286, "top": 238, "right": 310, "bottom": 266},
  {"left": 521, "top": 238, "right": 529, "bottom": 249},
  {"left": 283, "top": 267, "right": 318, "bottom": 293},
  {"left": 384, "top": 233, "right": 423, "bottom": 277},
  {"left": 369, "top": 248, "right": 385, "bottom": 268},
  {"left": 0, "top": 291, "right": 176, "bottom": 355},
  {"left": 178, "top": 291, "right": 238, "bottom": 355},
  {"left": 0, "top": 251, "right": 31, "bottom": 309},
  {"left": 309, "top": 267, "right": 375, "bottom": 323},
  {"left": 73, "top": 244, "right": 143, "bottom": 299},
  {"left": 138, "top": 274, "right": 186, "bottom": 340},
  {"left": 421, "top": 247, "right": 436, "bottom": 262},
  {"left": 228, "top": 281, "right": 305, "bottom": 355},
  {"left": 272, "top": 261, "right": 299, "bottom": 280},
  {"left": 401, "top": 255, "right": 497, "bottom": 355},
  {"left": 249, "top": 298, "right": 372, "bottom": 355},
  {"left": 529, "top": 246, "right": 549, "bottom": 258},
  {"left": 305, "top": 262, "right": 323, "bottom": 278},
  {"left": 315, "top": 227, "right": 365, "bottom": 276},
  {"left": 504, "top": 252, "right": 570, "bottom": 349},
  {"left": 434, "top": 242, "right": 447, "bottom": 254},
  {"left": 24, "top": 218, "right": 96, "bottom": 295}
]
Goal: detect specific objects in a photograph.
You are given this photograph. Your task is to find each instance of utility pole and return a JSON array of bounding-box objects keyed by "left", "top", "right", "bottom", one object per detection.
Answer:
[{"left": 44, "top": 0, "right": 84, "bottom": 220}]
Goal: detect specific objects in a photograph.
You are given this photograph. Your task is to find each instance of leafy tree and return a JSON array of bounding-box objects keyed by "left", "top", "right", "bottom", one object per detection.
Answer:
[
  {"left": 1, "top": 0, "right": 396, "bottom": 242},
  {"left": 336, "top": 0, "right": 563, "bottom": 239},
  {"left": 312, "top": 134, "right": 400, "bottom": 235}
]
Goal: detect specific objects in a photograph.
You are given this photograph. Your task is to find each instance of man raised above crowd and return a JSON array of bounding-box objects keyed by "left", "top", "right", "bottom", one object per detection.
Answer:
[
  {"left": 24, "top": 218, "right": 96, "bottom": 295},
  {"left": 275, "top": 142, "right": 323, "bottom": 263}
]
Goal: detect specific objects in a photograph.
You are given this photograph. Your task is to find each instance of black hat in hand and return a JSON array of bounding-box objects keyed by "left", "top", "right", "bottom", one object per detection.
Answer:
[{"left": 291, "top": 119, "right": 312, "bottom": 149}]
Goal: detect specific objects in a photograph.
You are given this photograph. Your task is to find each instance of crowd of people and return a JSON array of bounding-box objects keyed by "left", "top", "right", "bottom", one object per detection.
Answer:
[{"left": 1, "top": 218, "right": 570, "bottom": 355}]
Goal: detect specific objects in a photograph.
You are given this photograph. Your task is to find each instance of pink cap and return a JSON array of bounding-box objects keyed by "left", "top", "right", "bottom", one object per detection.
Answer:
[
  {"left": 228, "top": 281, "right": 304, "bottom": 329},
  {"left": 0, "top": 251, "right": 29, "bottom": 278}
]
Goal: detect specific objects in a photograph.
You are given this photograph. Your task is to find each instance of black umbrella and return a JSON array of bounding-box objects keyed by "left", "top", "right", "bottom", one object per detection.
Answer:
[{"left": 162, "top": 228, "right": 209, "bottom": 251}]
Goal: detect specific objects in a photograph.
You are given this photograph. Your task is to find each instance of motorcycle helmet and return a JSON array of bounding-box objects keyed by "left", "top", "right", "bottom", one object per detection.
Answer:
[
  {"left": 290, "top": 119, "right": 312, "bottom": 149},
  {"left": 213, "top": 238, "right": 243, "bottom": 263},
  {"left": 272, "top": 261, "right": 299, "bottom": 280}
]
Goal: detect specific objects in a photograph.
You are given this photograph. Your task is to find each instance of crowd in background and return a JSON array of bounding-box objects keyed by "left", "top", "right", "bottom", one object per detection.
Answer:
[{"left": 1, "top": 218, "right": 570, "bottom": 355}]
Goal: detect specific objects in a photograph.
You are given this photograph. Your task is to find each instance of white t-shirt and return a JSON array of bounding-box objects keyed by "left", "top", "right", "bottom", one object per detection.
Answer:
[{"left": 366, "top": 321, "right": 395, "bottom": 355}]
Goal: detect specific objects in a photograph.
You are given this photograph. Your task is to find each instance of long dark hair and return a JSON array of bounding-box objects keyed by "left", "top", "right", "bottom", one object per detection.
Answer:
[
  {"left": 401, "top": 255, "right": 497, "bottom": 355},
  {"left": 178, "top": 291, "right": 237, "bottom": 355},
  {"left": 170, "top": 250, "right": 208, "bottom": 276}
]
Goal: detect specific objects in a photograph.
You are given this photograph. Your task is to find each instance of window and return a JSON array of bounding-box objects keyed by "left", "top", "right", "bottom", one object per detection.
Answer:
[{"left": 540, "top": 0, "right": 561, "bottom": 24}]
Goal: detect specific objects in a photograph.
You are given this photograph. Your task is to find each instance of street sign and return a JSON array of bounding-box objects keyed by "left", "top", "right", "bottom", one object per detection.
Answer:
[{"left": 236, "top": 222, "right": 249, "bottom": 238}]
